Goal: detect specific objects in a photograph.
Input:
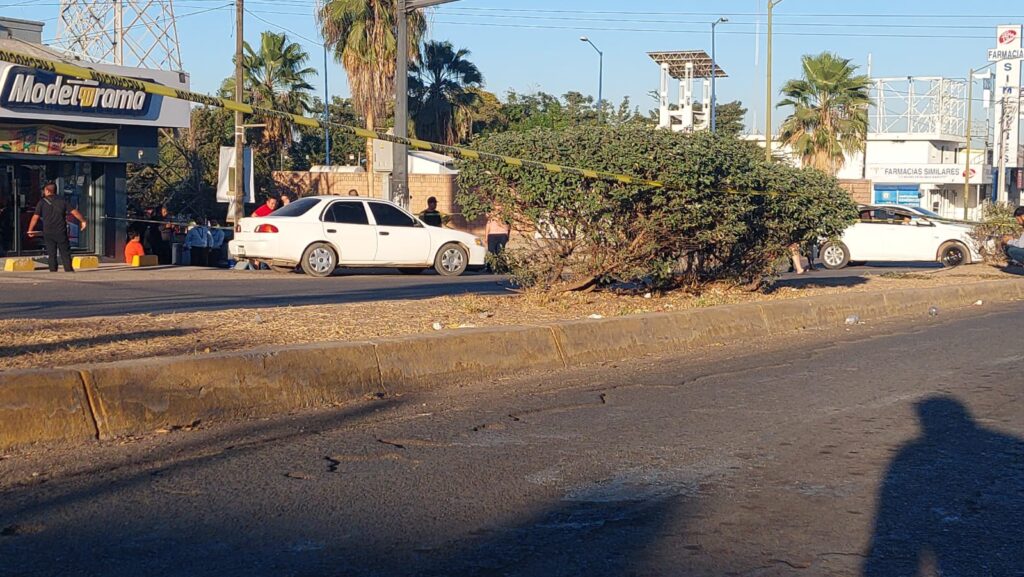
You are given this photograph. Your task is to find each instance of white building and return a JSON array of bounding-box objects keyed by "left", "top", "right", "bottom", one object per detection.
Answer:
[{"left": 751, "top": 76, "right": 995, "bottom": 221}]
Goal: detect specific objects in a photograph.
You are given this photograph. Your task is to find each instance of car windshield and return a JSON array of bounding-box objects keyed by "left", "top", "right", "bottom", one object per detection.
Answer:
[
  {"left": 268, "top": 197, "right": 320, "bottom": 217},
  {"left": 911, "top": 207, "right": 942, "bottom": 219}
]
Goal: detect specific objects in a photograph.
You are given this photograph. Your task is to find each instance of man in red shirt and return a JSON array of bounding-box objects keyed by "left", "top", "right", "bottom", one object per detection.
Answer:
[{"left": 252, "top": 196, "right": 279, "bottom": 217}]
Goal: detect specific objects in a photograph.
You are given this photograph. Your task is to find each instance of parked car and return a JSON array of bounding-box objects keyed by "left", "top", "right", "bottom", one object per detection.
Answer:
[
  {"left": 818, "top": 204, "right": 981, "bottom": 270},
  {"left": 228, "top": 196, "right": 487, "bottom": 277}
]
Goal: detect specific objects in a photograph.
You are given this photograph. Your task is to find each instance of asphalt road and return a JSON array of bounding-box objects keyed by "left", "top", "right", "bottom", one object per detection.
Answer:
[
  {"left": 2, "top": 303, "right": 1021, "bottom": 576},
  {"left": 0, "top": 261, "right": 960, "bottom": 320}
]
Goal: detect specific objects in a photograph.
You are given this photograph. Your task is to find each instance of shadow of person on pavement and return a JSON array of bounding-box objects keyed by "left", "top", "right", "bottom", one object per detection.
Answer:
[{"left": 863, "top": 396, "right": 1024, "bottom": 576}]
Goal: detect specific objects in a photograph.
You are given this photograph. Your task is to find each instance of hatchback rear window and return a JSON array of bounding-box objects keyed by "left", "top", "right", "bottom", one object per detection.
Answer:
[{"left": 270, "top": 197, "right": 320, "bottom": 217}]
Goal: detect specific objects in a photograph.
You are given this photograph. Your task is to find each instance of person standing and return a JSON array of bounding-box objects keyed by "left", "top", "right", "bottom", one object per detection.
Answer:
[
  {"left": 157, "top": 205, "right": 176, "bottom": 264},
  {"left": 485, "top": 210, "right": 510, "bottom": 257},
  {"left": 184, "top": 222, "right": 210, "bottom": 267},
  {"left": 418, "top": 196, "right": 450, "bottom": 227},
  {"left": 26, "top": 182, "right": 86, "bottom": 273}
]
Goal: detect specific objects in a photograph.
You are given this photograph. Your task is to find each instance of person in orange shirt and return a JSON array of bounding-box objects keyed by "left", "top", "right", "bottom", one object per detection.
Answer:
[{"left": 124, "top": 231, "right": 146, "bottom": 264}]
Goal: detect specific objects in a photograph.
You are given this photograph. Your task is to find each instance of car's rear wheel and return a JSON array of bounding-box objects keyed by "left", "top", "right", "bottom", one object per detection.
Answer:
[
  {"left": 434, "top": 243, "right": 468, "bottom": 276},
  {"left": 820, "top": 241, "right": 851, "bottom": 270},
  {"left": 398, "top": 267, "right": 427, "bottom": 275},
  {"left": 300, "top": 242, "right": 337, "bottom": 277},
  {"left": 938, "top": 241, "right": 970, "bottom": 268}
]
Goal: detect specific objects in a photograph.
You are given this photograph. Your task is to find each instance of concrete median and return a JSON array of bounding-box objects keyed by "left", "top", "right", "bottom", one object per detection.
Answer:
[
  {"left": 0, "top": 369, "right": 97, "bottom": 448},
  {"left": 375, "top": 325, "right": 565, "bottom": 390},
  {"left": 84, "top": 342, "right": 381, "bottom": 439},
  {"left": 1, "top": 278, "right": 1021, "bottom": 451}
]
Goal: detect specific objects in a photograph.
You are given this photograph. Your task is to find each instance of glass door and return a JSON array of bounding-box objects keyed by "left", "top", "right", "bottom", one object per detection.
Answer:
[
  {"left": 57, "top": 162, "right": 92, "bottom": 252},
  {"left": 13, "top": 164, "right": 46, "bottom": 255},
  {"left": 0, "top": 166, "right": 13, "bottom": 256}
]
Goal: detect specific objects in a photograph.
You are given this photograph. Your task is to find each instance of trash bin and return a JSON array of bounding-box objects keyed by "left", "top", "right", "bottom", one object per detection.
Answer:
[{"left": 171, "top": 242, "right": 183, "bottom": 265}]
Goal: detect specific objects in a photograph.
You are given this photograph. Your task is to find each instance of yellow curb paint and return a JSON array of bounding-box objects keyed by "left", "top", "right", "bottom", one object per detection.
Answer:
[
  {"left": 72, "top": 256, "right": 99, "bottom": 269},
  {"left": 3, "top": 258, "right": 35, "bottom": 272},
  {"left": 131, "top": 255, "right": 159, "bottom": 267}
]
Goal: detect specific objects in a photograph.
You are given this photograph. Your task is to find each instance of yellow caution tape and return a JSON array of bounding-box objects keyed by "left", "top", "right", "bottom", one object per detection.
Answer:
[
  {"left": 0, "top": 48, "right": 983, "bottom": 221},
  {"left": 0, "top": 48, "right": 666, "bottom": 189}
]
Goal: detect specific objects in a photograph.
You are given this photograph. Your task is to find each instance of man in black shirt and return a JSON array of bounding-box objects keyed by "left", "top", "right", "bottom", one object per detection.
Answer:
[
  {"left": 418, "top": 196, "right": 449, "bottom": 228},
  {"left": 27, "top": 182, "right": 87, "bottom": 272}
]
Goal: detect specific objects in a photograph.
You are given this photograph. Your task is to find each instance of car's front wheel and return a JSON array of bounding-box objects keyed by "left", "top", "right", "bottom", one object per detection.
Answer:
[
  {"left": 434, "top": 243, "right": 468, "bottom": 276},
  {"left": 820, "top": 241, "right": 851, "bottom": 270},
  {"left": 300, "top": 242, "right": 337, "bottom": 277},
  {"left": 938, "top": 241, "right": 970, "bottom": 268}
]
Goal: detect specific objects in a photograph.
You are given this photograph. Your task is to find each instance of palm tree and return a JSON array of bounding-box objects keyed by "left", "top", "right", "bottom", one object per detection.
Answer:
[
  {"left": 409, "top": 40, "right": 484, "bottom": 145},
  {"left": 777, "top": 52, "right": 871, "bottom": 175},
  {"left": 222, "top": 31, "right": 317, "bottom": 167},
  {"left": 318, "top": 0, "right": 426, "bottom": 192}
]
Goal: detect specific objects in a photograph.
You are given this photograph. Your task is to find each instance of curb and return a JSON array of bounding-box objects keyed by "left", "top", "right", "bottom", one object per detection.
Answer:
[{"left": 2, "top": 279, "right": 1021, "bottom": 450}]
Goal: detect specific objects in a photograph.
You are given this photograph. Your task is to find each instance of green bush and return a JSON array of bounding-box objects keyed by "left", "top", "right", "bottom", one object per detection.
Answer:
[
  {"left": 457, "top": 126, "right": 857, "bottom": 291},
  {"left": 970, "top": 202, "right": 1020, "bottom": 264}
]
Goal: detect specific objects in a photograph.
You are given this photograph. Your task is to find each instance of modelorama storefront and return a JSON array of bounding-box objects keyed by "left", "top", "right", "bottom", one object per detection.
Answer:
[{"left": 0, "top": 18, "right": 189, "bottom": 260}]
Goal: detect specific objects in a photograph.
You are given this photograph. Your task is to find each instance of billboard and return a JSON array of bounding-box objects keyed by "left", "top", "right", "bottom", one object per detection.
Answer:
[{"left": 0, "top": 58, "right": 190, "bottom": 128}]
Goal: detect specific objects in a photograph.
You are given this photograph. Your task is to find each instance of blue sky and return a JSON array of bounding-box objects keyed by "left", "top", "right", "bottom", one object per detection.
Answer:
[{"left": 6, "top": 0, "right": 1023, "bottom": 131}]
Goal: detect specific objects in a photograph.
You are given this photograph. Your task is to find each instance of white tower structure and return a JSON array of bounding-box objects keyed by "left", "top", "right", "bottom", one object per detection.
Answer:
[
  {"left": 648, "top": 51, "right": 725, "bottom": 133},
  {"left": 56, "top": 0, "right": 183, "bottom": 70}
]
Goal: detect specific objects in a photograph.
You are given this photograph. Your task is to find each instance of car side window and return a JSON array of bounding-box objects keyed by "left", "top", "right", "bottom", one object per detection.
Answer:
[
  {"left": 369, "top": 203, "right": 417, "bottom": 227},
  {"left": 324, "top": 202, "right": 369, "bottom": 225}
]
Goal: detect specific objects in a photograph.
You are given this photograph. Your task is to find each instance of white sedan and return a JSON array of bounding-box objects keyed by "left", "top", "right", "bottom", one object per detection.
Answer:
[
  {"left": 818, "top": 204, "right": 982, "bottom": 269},
  {"left": 228, "top": 196, "right": 487, "bottom": 277}
]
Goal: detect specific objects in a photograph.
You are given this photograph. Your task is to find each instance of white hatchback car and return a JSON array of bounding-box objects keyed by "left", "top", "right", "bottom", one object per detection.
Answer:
[
  {"left": 229, "top": 196, "right": 487, "bottom": 277},
  {"left": 818, "top": 204, "right": 981, "bottom": 269}
]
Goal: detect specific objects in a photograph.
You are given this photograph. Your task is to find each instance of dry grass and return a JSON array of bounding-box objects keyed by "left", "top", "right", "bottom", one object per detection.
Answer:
[{"left": 0, "top": 266, "right": 1014, "bottom": 372}]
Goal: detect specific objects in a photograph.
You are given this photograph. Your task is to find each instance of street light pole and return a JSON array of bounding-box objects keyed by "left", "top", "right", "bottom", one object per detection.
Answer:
[
  {"left": 765, "top": 0, "right": 782, "bottom": 161},
  {"left": 964, "top": 68, "right": 974, "bottom": 221},
  {"left": 580, "top": 36, "right": 603, "bottom": 123},
  {"left": 963, "top": 63, "right": 996, "bottom": 220},
  {"left": 710, "top": 17, "right": 728, "bottom": 133}
]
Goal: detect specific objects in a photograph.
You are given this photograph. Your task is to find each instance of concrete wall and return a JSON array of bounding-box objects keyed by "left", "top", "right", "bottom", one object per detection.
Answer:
[{"left": 838, "top": 179, "right": 872, "bottom": 205}]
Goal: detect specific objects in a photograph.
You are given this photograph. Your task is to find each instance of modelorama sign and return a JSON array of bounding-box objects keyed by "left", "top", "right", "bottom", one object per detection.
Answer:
[
  {"left": 0, "top": 124, "right": 117, "bottom": 158},
  {"left": 1, "top": 66, "right": 155, "bottom": 120},
  {"left": 0, "top": 60, "right": 190, "bottom": 128},
  {"left": 868, "top": 164, "right": 990, "bottom": 185},
  {"left": 4, "top": 67, "right": 150, "bottom": 114}
]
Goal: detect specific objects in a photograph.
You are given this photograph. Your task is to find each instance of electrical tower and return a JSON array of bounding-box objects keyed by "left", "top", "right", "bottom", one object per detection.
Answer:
[{"left": 56, "top": 0, "right": 183, "bottom": 70}]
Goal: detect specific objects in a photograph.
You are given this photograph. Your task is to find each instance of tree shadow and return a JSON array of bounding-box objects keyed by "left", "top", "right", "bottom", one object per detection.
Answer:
[
  {"left": 863, "top": 396, "right": 1024, "bottom": 576},
  {"left": 0, "top": 328, "right": 194, "bottom": 358},
  {"left": 401, "top": 492, "right": 691, "bottom": 577}
]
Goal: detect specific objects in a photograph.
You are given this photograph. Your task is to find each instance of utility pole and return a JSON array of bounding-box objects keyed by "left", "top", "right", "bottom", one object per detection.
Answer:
[
  {"left": 324, "top": 43, "right": 331, "bottom": 167},
  {"left": 393, "top": 0, "right": 459, "bottom": 207},
  {"left": 393, "top": 0, "right": 409, "bottom": 206},
  {"left": 765, "top": 0, "right": 782, "bottom": 161},
  {"left": 232, "top": 0, "right": 245, "bottom": 224}
]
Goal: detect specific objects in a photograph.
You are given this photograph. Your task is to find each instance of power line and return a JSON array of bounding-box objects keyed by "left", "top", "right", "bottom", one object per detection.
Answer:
[
  {"left": 435, "top": 8, "right": 1008, "bottom": 30},
  {"left": 425, "top": 19, "right": 994, "bottom": 40},
  {"left": 244, "top": 7, "right": 321, "bottom": 45}
]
